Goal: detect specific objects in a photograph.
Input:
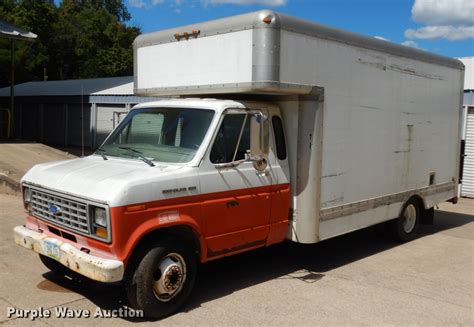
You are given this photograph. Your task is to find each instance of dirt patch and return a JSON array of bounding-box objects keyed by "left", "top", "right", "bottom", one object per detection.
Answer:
[
  {"left": 0, "top": 173, "right": 21, "bottom": 196},
  {"left": 0, "top": 142, "right": 77, "bottom": 195}
]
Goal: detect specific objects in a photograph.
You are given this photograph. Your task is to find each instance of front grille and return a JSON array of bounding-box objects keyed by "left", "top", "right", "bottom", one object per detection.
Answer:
[{"left": 30, "top": 189, "right": 90, "bottom": 235}]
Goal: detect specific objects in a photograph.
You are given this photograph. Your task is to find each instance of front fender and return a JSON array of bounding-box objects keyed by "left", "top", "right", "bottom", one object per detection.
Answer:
[{"left": 109, "top": 203, "right": 205, "bottom": 265}]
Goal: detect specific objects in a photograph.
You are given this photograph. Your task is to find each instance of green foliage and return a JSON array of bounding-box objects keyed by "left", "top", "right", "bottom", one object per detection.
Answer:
[{"left": 0, "top": 0, "right": 140, "bottom": 87}]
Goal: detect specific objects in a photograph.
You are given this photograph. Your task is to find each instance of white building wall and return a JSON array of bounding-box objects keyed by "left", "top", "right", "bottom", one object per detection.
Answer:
[
  {"left": 462, "top": 107, "right": 474, "bottom": 197},
  {"left": 458, "top": 57, "right": 474, "bottom": 90}
]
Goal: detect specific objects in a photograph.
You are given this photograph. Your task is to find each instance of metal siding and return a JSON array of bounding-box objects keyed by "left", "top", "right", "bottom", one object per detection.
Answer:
[
  {"left": 21, "top": 104, "right": 41, "bottom": 142},
  {"left": 42, "top": 104, "right": 65, "bottom": 145},
  {"left": 67, "top": 104, "right": 91, "bottom": 147},
  {"left": 11, "top": 105, "right": 21, "bottom": 138},
  {"left": 0, "top": 76, "right": 133, "bottom": 97},
  {"left": 89, "top": 95, "right": 160, "bottom": 104},
  {"left": 464, "top": 91, "right": 474, "bottom": 106},
  {"left": 458, "top": 57, "right": 473, "bottom": 90},
  {"left": 461, "top": 108, "right": 474, "bottom": 197},
  {"left": 96, "top": 104, "right": 126, "bottom": 146}
]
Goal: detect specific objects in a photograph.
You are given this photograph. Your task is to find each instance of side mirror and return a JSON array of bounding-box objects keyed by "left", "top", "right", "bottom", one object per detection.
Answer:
[{"left": 249, "top": 112, "right": 269, "bottom": 170}]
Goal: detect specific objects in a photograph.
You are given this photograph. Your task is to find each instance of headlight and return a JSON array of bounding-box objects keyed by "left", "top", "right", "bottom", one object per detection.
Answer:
[
  {"left": 23, "top": 187, "right": 31, "bottom": 203},
  {"left": 93, "top": 207, "right": 107, "bottom": 227},
  {"left": 91, "top": 206, "right": 109, "bottom": 240}
]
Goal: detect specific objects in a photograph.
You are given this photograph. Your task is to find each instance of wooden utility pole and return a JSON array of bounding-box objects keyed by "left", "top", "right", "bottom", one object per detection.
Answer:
[{"left": 10, "top": 39, "right": 14, "bottom": 138}]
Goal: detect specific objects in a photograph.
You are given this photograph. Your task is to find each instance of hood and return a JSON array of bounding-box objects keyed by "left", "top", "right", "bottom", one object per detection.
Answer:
[{"left": 22, "top": 156, "right": 197, "bottom": 207}]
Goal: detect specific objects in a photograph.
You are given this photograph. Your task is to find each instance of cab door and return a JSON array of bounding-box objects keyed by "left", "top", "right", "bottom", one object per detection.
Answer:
[{"left": 199, "top": 108, "right": 273, "bottom": 258}]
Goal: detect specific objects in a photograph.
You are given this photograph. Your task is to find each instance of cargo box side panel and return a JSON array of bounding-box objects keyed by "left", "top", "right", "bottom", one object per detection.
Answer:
[
  {"left": 136, "top": 30, "right": 253, "bottom": 93},
  {"left": 279, "top": 30, "right": 462, "bottom": 241}
]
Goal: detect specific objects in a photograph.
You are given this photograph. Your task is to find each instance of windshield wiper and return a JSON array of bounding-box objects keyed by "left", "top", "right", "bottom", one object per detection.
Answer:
[
  {"left": 96, "top": 148, "right": 108, "bottom": 160},
  {"left": 118, "top": 146, "right": 155, "bottom": 167}
]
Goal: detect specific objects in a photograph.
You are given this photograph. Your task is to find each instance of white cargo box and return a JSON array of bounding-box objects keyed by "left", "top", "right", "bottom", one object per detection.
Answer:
[
  {"left": 134, "top": 10, "right": 464, "bottom": 243},
  {"left": 134, "top": 10, "right": 463, "bottom": 97}
]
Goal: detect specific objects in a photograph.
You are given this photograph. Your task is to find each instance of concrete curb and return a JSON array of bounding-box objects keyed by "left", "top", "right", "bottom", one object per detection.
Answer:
[{"left": 0, "top": 173, "right": 21, "bottom": 196}]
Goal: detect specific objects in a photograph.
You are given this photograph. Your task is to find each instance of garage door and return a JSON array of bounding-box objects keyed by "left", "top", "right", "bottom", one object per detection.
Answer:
[
  {"left": 462, "top": 107, "right": 474, "bottom": 198},
  {"left": 96, "top": 104, "right": 126, "bottom": 146}
]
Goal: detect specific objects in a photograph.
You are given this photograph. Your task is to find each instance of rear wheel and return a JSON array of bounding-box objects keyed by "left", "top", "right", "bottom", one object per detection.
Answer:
[
  {"left": 389, "top": 198, "right": 421, "bottom": 242},
  {"left": 126, "top": 240, "right": 196, "bottom": 319}
]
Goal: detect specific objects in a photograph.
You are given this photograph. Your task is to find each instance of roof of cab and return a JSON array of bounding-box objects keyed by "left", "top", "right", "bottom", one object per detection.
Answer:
[{"left": 132, "top": 98, "right": 246, "bottom": 112}]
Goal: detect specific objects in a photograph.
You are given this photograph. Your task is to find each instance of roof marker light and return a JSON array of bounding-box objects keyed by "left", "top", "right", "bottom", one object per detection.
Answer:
[
  {"left": 263, "top": 15, "right": 273, "bottom": 24},
  {"left": 174, "top": 30, "right": 201, "bottom": 41}
]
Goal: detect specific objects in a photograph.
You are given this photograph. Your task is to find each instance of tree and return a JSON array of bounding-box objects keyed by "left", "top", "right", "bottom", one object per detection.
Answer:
[
  {"left": 0, "top": 0, "right": 140, "bottom": 87},
  {"left": 0, "top": 0, "right": 57, "bottom": 86}
]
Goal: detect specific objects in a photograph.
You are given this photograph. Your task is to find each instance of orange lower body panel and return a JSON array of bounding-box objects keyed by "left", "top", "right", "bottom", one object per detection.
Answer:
[{"left": 26, "top": 183, "right": 291, "bottom": 269}]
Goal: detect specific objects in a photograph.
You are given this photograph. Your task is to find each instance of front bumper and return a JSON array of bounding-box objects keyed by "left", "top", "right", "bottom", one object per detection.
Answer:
[{"left": 14, "top": 225, "right": 124, "bottom": 282}]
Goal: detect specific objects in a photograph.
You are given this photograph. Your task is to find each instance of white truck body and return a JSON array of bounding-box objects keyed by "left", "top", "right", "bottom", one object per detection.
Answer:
[
  {"left": 15, "top": 10, "right": 465, "bottom": 318},
  {"left": 134, "top": 10, "right": 464, "bottom": 243}
]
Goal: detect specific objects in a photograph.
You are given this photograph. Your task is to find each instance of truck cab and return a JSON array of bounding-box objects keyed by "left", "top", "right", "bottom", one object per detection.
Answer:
[{"left": 15, "top": 98, "right": 291, "bottom": 317}]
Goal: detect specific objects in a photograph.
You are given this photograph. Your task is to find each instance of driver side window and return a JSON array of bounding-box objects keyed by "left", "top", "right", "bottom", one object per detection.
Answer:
[{"left": 210, "top": 114, "right": 250, "bottom": 164}]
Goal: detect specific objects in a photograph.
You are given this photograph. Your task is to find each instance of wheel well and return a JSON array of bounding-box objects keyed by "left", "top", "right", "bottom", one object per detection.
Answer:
[
  {"left": 398, "top": 195, "right": 426, "bottom": 218},
  {"left": 402, "top": 195, "right": 433, "bottom": 225},
  {"left": 126, "top": 225, "right": 201, "bottom": 271},
  {"left": 409, "top": 194, "right": 426, "bottom": 211}
]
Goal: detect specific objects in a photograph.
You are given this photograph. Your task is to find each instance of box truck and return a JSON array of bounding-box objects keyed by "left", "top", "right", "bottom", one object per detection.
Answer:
[{"left": 14, "top": 10, "right": 464, "bottom": 318}]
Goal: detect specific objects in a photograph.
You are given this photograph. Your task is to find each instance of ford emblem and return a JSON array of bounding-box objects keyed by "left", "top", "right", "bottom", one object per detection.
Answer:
[{"left": 48, "top": 204, "right": 62, "bottom": 216}]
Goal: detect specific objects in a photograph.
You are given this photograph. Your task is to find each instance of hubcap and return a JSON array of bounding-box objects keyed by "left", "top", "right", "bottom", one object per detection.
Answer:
[
  {"left": 152, "top": 253, "right": 186, "bottom": 302},
  {"left": 402, "top": 204, "right": 417, "bottom": 233}
]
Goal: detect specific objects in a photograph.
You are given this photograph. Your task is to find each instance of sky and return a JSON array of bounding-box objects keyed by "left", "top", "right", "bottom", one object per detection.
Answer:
[{"left": 125, "top": 0, "right": 474, "bottom": 58}]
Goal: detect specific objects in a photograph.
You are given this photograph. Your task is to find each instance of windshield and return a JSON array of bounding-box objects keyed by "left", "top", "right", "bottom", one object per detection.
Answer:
[{"left": 97, "top": 107, "right": 214, "bottom": 164}]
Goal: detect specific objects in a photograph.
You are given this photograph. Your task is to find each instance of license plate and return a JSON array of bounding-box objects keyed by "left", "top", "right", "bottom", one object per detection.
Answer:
[{"left": 43, "top": 241, "right": 60, "bottom": 260}]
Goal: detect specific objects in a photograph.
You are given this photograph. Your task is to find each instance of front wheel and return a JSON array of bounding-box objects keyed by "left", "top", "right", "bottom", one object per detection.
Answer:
[
  {"left": 39, "top": 254, "right": 71, "bottom": 276},
  {"left": 388, "top": 198, "right": 421, "bottom": 242},
  {"left": 126, "top": 240, "right": 196, "bottom": 319}
]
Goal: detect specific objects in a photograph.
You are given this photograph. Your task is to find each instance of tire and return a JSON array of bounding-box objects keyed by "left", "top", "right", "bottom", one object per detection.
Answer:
[
  {"left": 388, "top": 198, "right": 421, "bottom": 242},
  {"left": 39, "top": 254, "right": 71, "bottom": 276},
  {"left": 126, "top": 240, "right": 196, "bottom": 319}
]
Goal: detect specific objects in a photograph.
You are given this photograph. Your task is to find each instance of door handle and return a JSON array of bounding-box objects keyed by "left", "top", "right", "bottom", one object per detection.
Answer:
[{"left": 226, "top": 200, "right": 239, "bottom": 208}]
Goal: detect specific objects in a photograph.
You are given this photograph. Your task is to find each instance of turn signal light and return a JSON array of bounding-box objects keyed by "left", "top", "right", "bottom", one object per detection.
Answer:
[
  {"left": 95, "top": 226, "right": 108, "bottom": 239},
  {"left": 126, "top": 204, "right": 146, "bottom": 212}
]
